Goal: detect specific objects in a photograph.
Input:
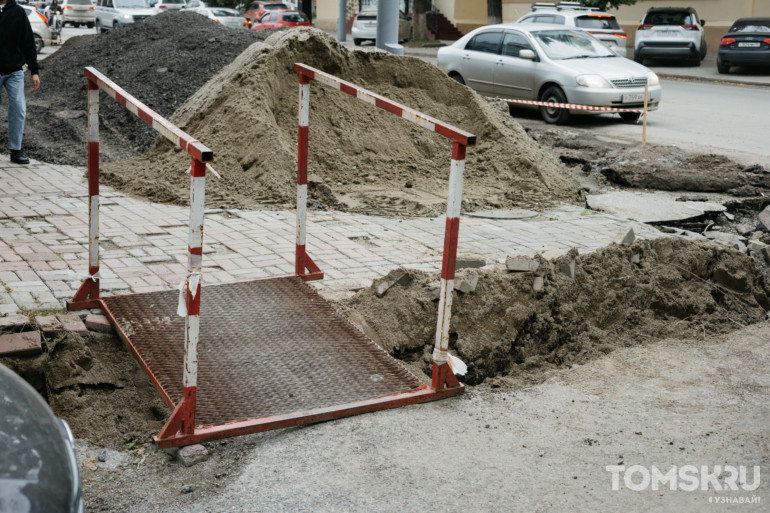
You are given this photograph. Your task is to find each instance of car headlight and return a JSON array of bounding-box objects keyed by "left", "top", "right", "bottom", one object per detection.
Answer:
[
  {"left": 576, "top": 75, "right": 612, "bottom": 88},
  {"left": 122, "top": 13, "right": 132, "bottom": 19},
  {"left": 647, "top": 72, "right": 659, "bottom": 86}
]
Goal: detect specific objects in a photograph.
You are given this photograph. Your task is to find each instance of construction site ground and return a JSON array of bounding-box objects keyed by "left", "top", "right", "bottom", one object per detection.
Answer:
[{"left": 1, "top": 19, "right": 769, "bottom": 512}]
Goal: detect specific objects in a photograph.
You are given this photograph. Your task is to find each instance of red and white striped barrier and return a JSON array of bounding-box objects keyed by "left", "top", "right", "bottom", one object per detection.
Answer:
[
  {"left": 294, "top": 63, "right": 475, "bottom": 390},
  {"left": 500, "top": 97, "right": 645, "bottom": 114},
  {"left": 70, "top": 67, "right": 214, "bottom": 439}
]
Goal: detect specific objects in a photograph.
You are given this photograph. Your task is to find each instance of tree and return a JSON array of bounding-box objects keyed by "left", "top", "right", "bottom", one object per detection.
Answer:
[
  {"left": 582, "top": 0, "right": 637, "bottom": 11},
  {"left": 487, "top": 0, "right": 502, "bottom": 25}
]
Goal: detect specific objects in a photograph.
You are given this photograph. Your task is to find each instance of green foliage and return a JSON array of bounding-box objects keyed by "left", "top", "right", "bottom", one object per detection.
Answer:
[{"left": 581, "top": 0, "right": 637, "bottom": 12}]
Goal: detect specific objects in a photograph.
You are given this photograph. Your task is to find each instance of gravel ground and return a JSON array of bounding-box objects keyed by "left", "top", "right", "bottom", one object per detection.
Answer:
[{"left": 76, "top": 323, "right": 769, "bottom": 512}]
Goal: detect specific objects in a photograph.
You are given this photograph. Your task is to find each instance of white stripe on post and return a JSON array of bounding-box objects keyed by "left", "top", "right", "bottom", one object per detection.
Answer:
[
  {"left": 446, "top": 158, "right": 465, "bottom": 219},
  {"left": 297, "top": 184, "right": 307, "bottom": 246},
  {"left": 188, "top": 175, "right": 205, "bottom": 269},
  {"left": 299, "top": 82, "right": 310, "bottom": 127},
  {"left": 184, "top": 314, "right": 200, "bottom": 387},
  {"left": 432, "top": 278, "right": 454, "bottom": 364}
]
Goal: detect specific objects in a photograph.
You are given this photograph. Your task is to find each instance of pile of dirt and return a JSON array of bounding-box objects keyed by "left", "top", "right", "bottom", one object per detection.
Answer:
[
  {"left": 339, "top": 237, "right": 770, "bottom": 386},
  {"left": 527, "top": 126, "right": 770, "bottom": 196},
  {"left": 6, "top": 11, "right": 273, "bottom": 165},
  {"left": 100, "top": 28, "right": 577, "bottom": 216},
  {"left": 2, "top": 332, "right": 166, "bottom": 444}
]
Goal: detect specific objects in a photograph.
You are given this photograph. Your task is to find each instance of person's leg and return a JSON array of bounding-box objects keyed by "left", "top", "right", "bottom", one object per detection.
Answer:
[
  {"left": 6, "top": 71, "right": 29, "bottom": 164},
  {"left": 6, "top": 71, "right": 26, "bottom": 152}
]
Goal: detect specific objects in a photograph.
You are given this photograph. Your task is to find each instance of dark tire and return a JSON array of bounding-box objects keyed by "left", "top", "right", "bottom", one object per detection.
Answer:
[
  {"left": 689, "top": 51, "right": 701, "bottom": 66},
  {"left": 619, "top": 112, "right": 641, "bottom": 122},
  {"left": 74, "top": 22, "right": 81, "bottom": 28},
  {"left": 539, "top": 86, "right": 571, "bottom": 124},
  {"left": 633, "top": 50, "right": 643, "bottom": 64},
  {"left": 34, "top": 34, "right": 43, "bottom": 54},
  {"left": 86, "top": 22, "right": 94, "bottom": 28},
  {"left": 96, "top": 19, "right": 104, "bottom": 33},
  {"left": 450, "top": 73, "right": 465, "bottom": 85},
  {"left": 353, "top": 38, "right": 362, "bottom": 46},
  {"left": 717, "top": 59, "right": 730, "bottom": 74},
  {"left": 113, "top": 21, "right": 119, "bottom": 30}
]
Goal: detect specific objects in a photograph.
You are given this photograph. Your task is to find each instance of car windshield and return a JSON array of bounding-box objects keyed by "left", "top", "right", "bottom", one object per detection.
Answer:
[
  {"left": 115, "top": 0, "right": 148, "bottom": 7},
  {"left": 265, "top": 3, "right": 286, "bottom": 9},
  {"left": 283, "top": 11, "right": 306, "bottom": 22},
  {"left": 729, "top": 21, "right": 770, "bottom": 33},
  {"left": 533, "top": 29, "right": 615, "bottom": 60},
  {"left": 643, "top": 11, "right": 695, "bottom": 26},
  {"left": 211, "top": 8, "right": 238, "bottom": 16},
  {"left": 575, "top": 14, "right": 620, "bottom": 30}
]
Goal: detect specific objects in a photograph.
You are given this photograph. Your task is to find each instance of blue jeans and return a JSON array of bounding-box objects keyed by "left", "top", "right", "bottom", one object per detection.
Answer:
[{"left": 0, "top": 71, "right": 26, "bottom": 151}]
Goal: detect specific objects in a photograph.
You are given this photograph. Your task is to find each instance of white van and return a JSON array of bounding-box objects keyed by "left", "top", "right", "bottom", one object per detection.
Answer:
[{"left": 94, "top": 0, "right": 156, "bottom": 32}]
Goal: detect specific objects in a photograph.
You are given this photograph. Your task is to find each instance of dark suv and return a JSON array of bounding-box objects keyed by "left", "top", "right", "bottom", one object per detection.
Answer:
[{"left": 634, "top": 7, "right": 707, "bottom": 66}]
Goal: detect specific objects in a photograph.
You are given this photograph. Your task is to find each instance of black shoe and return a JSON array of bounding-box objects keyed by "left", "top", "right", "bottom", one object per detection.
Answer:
[{"left": 10, "top": 150, "right": 30, "bottom": 165}]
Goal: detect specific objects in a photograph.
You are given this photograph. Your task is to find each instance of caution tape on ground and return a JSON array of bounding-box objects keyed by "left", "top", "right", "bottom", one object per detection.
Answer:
[{"left": 499, "top": 97, "right": 645, "bottom": 114}]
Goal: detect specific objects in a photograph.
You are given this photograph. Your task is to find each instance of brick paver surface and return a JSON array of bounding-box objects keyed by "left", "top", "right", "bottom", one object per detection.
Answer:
[{"left": 0, "top": 156, "right": 662, "bottom": 313}]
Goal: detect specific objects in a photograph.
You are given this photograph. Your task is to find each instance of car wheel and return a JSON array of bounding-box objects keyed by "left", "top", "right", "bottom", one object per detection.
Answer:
[
  {"left": 34, "top": 34, "right": 43, "bottom": 54},
  {"left": 539, "top": 86, "right": 571, "bottom": 125},
  {"left": 96, "top": 19, "right": 104, "bottom": 33},
  {"left": 619, "top": 112, "right": 641, "bottom": 122},
  {"left": 113, "top": 20, "right": 119, "bottom": 30},
  {"left": 689, "top": 51, "right": 701, "bottom": 67},
  {"left": 87, "top": 22, "right": 94, "bottom": 28},
  {"left": 449, "top": 73, "right": 465, "bottom": 85},
  {"left": 633, "top": 50, "right": 643, "bottom": 64},
  {"left": 354, "top": 38, "right": 362, "bottom": 46},
  {"left": 74, "top": 22, "right": 81, "bottom": 27},
  {"left": 717, "top": 59, "right": 730, "bottom": 74}
]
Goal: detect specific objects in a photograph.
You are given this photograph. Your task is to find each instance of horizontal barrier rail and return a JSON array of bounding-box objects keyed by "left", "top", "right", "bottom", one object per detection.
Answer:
[
  {"left": 499, "top": 97, "right": 645, "bottom": 114},
  {"left": 294, "top": 63, "right": 476, "bottom": 147}
]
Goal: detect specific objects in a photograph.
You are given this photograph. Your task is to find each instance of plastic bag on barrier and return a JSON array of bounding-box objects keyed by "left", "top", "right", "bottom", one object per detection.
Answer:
[{"left": 447, "top": 353, "right": 467, "bottom": 376}]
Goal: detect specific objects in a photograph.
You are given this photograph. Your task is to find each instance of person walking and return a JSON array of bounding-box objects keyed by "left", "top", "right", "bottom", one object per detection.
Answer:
[{"left": 0, "top": 0, "right": 41, "bottom": 165}]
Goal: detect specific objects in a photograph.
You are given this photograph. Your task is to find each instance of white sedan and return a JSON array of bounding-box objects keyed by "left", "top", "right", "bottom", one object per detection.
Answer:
[
  {"left": 22, "top": 5, "right": 52, "bottom": 53},
  {"left": 438, "top": 23, "right": 662, "bottom": 124}
]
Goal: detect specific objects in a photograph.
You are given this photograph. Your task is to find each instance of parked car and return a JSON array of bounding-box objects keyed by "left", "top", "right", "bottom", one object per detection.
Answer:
[
  {"left": 717, "top": 17, "right": 770, "bottom": 74},
  {"left": 351, "top": 10, "right": 412, "bottom": 46},
  {"left": 94, "top": 0, "right": 156, "bottom": 32},
  {"left": 517, "top": 2, "right": 628, "bottom": 58},
  {"left": 437, "top": 24, "right": 661, "bottom": 124},
  {"left": 0, "top": 363, "right": 84, "bottom": 513},
  {"left": 21, "top": 4, "right": 52, "bottom": 53},
  {"left": 182, "top": 0, "right": 207, "bottom": 9},
  {"left": 149, "top": 0, "right": 186, "bottom": 13},
  {"left": 56, "top": 0, "right": 95, "bottom": 27},
  {"left": 190, "top": 6, "right": 249, "bottom": 28},
  {"left": 251, "top": 8, "right": 309, "bottom": 31},
  {"left": 634, "top": 6, "right": 707, "bottom": 66},
  {"left": 242, "top": 1, "right": 286, "bottom": 23}
]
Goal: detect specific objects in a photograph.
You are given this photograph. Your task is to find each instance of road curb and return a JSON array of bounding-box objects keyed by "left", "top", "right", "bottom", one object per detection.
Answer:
[{"left": 657, "top": 73, "right": 770, "bottom": 88}]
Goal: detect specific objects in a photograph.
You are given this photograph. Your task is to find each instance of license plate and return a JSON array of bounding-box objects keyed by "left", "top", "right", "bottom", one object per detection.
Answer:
[
  {"left": 655, "top": 31, "right": 677, "bottom": 37},
  {"left": 622, "top": 94, "right": 644, "bottom": 103},
  {"left": 738, "top": 42, "right": 760, "bottom": 47}
]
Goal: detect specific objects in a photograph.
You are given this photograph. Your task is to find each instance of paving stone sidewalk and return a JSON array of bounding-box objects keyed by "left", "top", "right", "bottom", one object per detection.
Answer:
[{"left": 0, "top": 156, "right": 662, "bottom": 313}]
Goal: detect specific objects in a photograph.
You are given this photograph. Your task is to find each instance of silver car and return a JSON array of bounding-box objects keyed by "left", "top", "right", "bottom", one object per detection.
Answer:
[
  {"left": 21, "top": 5, "right": 52, "bottom": 53},
  {"left": 437, "top": 24, "right": 661, "bottom": 124},
  {"left": 351, "top": 10, "right": 412, "bottom": 46},
  {"left": 189, "top": 7, "right": 248, "bottom": 29}
]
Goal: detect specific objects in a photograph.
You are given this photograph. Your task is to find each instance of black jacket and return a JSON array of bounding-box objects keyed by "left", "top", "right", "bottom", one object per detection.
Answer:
[{"left": 0, "top": 0, "right": 40, "bottom": 76}]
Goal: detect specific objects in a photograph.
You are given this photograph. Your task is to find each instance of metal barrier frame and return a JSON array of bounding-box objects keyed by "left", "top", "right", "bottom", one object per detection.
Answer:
[
  {"left": 69, "top": 67, "right": 214, "bottom": 440},
  {"left": 294, "top": 63, "right": 476, "bottom": 392}
]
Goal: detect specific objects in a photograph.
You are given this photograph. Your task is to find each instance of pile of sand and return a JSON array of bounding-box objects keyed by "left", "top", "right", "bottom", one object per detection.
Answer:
[
  {"left": 339, "top": 237, "right": 770, "bottom": 385},
  {"left": 102, "top": 28, "right": 577, "bottom": 216}
]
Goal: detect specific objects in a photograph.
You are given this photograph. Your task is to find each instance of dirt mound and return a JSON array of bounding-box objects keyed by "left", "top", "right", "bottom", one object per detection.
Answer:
[
  {"left": 528, "top": 126, "right": 770, "bottom": 196},
  {"left": 339, "top": 238, "right": 770, "bottom": 386},
  {"left": 7, "top": 11, "right": 272, "bottom": 165},
  {"left": 100, "top": 28, "right": 577, "bottom": 216}
]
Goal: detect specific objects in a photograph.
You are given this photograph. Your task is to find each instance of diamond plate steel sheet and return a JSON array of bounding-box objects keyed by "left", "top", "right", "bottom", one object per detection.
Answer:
[{"left": 102, "top": 277, "right": 423, "bottom": 427}]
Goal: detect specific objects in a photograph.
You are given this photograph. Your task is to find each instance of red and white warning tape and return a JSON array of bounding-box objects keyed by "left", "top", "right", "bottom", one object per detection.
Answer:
[{"left": 500, "top": 97, "right": 645, "bottom": 114}]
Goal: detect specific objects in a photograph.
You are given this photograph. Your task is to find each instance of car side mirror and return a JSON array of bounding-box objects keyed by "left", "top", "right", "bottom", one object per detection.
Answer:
[
  {"left": 519, "top": 49, "right": 536, "bottom": 60},
  {"left": 701, "top": 19, "right": 706, "bottom": 26}
]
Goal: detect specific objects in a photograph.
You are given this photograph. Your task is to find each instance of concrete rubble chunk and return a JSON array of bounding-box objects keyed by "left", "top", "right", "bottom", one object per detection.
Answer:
[
  {"left": 506, "top": 256, "right": 539, "bottom": 273},
  {"left": 177, "top": 444, "right": 209, "bottom": 467},
  {"left": 0, "top": 314, "right": 31, "bottom": 330},
  {"left": 559, "top": 259, "right": 577, "bottom": 279},
  {"left": 455, "top": 257, "right": 486, "bottom": 270},
  {"left": 630, "top": 254, "right": 641, "bottom": 264},
  {"left": 747, "top": 241, "right": 767, "bottom": 255},
  {"left": 533, "top": 276, "right": 544, "bottom": 292},
  {"left": 613, "top": 227, "right": 635, "bottom": 245},
  {"left": 85, "top": 314, "right": 114, "bottom": 333},
  {"left": 428, "top": 284, "right": 441, "bottom": 302},
  {"left": 0, "top": 331, "right": 42, "bottom": 357},
  {"left": 56, "top": 313, "right": 89, "bottom": 336},
  {"left": 762, "top": 246, "right": 770, "bottom": 262},
  {"left": 36, "top": 315, "right": 63, "bottom": 334},
  {"left": 704, "top": 231, "right": 747, "bottom": 250},
  {"left": 758, "top": 206, "right": 770, "bottom": 231},
  {"left": 375, "top": 269, "right": 411, "bottom": 298},
  {"left": 454, "top": 276, "right": 479, "bottom": 294}
]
